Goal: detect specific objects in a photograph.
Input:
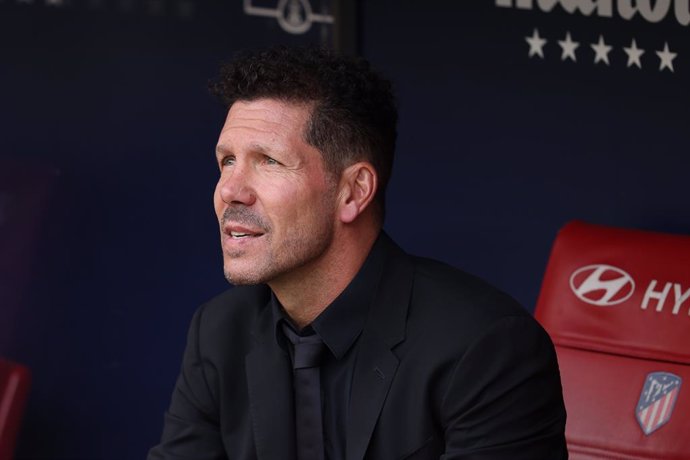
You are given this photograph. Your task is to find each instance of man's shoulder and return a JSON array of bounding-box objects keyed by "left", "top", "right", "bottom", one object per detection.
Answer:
[
  {"left": 407, "top": 254, "right": 530, "bottom": 327},
  {"left": 379, "top": 235, "right": 530, "bottom": 325},
  {"left": 392, "top": 253, "right": 550, "bottom": 363}
]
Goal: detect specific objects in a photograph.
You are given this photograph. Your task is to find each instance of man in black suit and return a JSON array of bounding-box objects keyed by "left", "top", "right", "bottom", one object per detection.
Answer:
[{"left": 149, "top": 46, "right": 567, "bottom": 459}]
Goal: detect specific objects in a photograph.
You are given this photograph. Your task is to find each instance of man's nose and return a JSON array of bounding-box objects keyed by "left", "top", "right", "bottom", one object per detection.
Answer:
[{"left": 219, "top": 164, "right": 256, "bottom": 206}]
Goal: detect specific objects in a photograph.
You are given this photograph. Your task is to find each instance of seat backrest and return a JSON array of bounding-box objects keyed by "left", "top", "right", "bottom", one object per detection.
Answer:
[
  {"left": 0, "top": 358, "right": 31, "bottom": 460},
  {"left": 535, "top": 221, "right": 690, "bottom": 460}
]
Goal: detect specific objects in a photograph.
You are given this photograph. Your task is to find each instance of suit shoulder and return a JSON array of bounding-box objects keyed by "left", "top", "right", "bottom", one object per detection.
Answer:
[
  {"left": 409, "top": 255, "right": 529, "bottom": 325},
  {"left": 399, "top": 256, "right": 548, "bottom": 361}
]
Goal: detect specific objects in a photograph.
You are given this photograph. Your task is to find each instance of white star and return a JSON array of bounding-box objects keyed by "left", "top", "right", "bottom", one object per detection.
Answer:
[
  {"left": 525, "top": 28, "right": 547, "bottom": 59},
  {"left": 623, "top": 39, "right": 645, "bottom": 68},
  {"left": 656, "top": 42, "right": 677, "bottom": 72},
  {"left": 558, "top": 32, "right": 579, "bottom": 62},
  {"left": 591, "top": 35, "right": 612, "bottom": 65}
]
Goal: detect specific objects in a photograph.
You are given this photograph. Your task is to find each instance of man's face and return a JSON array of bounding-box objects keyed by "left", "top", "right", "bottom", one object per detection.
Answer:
[{"left": 214, "top": 98, "right": 338, "bottom": 285}]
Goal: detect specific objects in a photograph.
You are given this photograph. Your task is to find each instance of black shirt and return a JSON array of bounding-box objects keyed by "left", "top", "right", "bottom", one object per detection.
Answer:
[{"left": 270, "top": 234, "right": 386, "bottom": 460}]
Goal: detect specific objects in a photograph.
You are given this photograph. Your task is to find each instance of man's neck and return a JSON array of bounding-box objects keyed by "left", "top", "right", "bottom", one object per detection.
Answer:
[{"left": 269, "top": 225, "right": 380, "bottom": 329}]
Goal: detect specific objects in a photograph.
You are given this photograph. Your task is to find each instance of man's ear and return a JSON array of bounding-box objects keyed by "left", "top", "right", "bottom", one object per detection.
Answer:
[{"left": 337, "top": 162, "right": 378, "bottom": 224}]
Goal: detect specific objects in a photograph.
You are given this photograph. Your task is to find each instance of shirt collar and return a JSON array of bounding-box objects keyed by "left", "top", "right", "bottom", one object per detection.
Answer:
[{"left": 271, "top": 232, "right": 387, "bottom": 360}]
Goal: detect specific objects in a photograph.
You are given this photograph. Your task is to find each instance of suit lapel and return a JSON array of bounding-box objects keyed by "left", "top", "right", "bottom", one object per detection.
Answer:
[
  {"left": 346, "top": 333, "right": 399, "bottom": 460},
  {"left": 346, "top": 235, "right": 414, "bottom": 460},
  {"left": 245, "top": 301, "right": 296, "bottom": 460}
]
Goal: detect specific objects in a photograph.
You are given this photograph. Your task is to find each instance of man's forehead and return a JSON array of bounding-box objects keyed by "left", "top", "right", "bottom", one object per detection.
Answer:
[
  {"left": 225, "top": 98, "right": 312, "bottom": 127},
  {"left": 215, "top": 98, "right": 321, "bottom": 161}
]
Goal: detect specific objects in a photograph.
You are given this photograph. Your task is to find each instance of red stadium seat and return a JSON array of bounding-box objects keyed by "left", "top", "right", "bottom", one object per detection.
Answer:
[
  {"left": 535, "top": 221, "right": 690, "bottom": 459},
  {"left": 0, "top": 358, "right": 30, "bottom": 460}
]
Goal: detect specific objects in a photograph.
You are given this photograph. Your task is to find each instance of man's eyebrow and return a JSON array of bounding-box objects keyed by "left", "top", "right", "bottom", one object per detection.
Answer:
[
  {"left": 215, "top": 143, "right": 230, "bottom": 157},
  {"left": 247, "top": 142, "right": 274, "bottom": 155},
  {"left": 215, "top": 142, "right": 274, "bottom": 157}
]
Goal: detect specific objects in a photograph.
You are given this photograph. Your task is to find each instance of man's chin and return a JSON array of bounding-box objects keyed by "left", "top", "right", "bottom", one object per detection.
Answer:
[
  {"left": 223, "top": 264, "right": 269, "bottom": 286},
  {"left": 224, "top": 271, "right": 257, "bottom": 286}
]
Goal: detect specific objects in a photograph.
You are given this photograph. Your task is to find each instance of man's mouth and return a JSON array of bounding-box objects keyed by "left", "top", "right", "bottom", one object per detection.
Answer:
[
  {"left": 229, "top": 231, "right": 263, "bottom": 239},
  {"left": 221, "top": 208, "right": 269, "bottom": 241},
  {"left": 223, "top": 223, "right": 266, "bottom": 240}
]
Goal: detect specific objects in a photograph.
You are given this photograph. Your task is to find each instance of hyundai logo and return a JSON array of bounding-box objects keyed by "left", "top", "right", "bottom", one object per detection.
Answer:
[{"left": 569, "top": 264, "right": 636, "bottom": 307}]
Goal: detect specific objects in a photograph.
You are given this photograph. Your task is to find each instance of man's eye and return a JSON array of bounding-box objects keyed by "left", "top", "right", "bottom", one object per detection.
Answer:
[
  {"left": 265, "top": 156, "right": 280, "bottom": 166},
  {"left": 220, "top": 156, "right": 235, "bottom": 167}
]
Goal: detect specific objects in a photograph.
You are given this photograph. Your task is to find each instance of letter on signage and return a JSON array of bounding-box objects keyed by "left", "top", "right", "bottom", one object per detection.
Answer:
[
  {"left": 540, "top": 0, "right": 598, "bottom": 15},
  {"left": 495, "top": 0, "right": 535, "bottom": 8},
  {"left": 641, "top": 280, "right": 672, "bottom": 312},
  {"left": 598, "top": 0, "right": 613, "bottom": 16},
  {"left": 677, "top": 0, "right": 690, "bottom": 25},
  {"left": 618, "top": 0, "right": 671, "bottom": 22},
  {"left": 496, "top": 0, "right": 613, "bottom": 15},
  {"left": 496, "top": 0, "right": 685, "bottom": 25},
  {"left": 671, "top": 284, "right": 690, "bottom": 315}
]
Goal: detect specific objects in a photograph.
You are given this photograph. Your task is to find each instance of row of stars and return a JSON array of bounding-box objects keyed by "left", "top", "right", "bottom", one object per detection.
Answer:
[
  {"left": 10, "top": 0, "right": 194, "bottom": 17},
  {"left": 525, "top": 29, "right": 677, "bottom": 72}
]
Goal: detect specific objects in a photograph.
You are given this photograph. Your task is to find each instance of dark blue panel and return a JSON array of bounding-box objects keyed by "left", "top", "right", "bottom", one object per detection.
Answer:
[
  {"left": 361, "top": 0, "right": 690, "bottom": 310},
  {"left": 1, "top": 1, "right": 334, "bottom": 458}
]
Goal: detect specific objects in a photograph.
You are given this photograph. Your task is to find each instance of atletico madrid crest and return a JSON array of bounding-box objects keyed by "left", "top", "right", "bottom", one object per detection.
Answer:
[{"left": 636, "top": 372, "right": 682, "bottom": 436}]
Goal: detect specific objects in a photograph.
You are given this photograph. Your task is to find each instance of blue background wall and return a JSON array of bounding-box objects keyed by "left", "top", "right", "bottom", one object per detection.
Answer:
[{"left": 1, "top": 0, "right": 688, "bottom": 458}]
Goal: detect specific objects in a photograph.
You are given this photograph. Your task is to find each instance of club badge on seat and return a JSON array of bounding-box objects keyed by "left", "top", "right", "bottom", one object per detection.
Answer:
[{"left": 636, "top": 372, "right": 682, "bottom": 435}]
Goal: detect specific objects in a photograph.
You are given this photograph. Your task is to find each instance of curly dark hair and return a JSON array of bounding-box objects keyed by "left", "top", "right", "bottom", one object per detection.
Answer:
[{"left": 209, "top": 46, "right": 398, "bottom": 221}]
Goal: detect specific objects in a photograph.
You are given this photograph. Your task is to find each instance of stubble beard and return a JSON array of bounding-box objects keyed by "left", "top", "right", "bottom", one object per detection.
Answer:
[{"left": 222, "top": 192, "right": 337, "bottom": 286}]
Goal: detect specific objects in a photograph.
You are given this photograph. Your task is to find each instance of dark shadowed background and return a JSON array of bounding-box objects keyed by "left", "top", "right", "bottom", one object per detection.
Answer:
[{"left": 1, "top": 0, "right": 688, "bottom": 458}]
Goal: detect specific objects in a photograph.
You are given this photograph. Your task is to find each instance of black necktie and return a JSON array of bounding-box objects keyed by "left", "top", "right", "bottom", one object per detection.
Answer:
[{"left": 282, "top": 324, "right": 327, "bottom": 460}]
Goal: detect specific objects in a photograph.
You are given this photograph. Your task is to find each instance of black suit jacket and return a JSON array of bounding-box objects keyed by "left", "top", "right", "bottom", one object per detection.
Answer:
[{"left": 149, "top": 235, "right": 567, "bottom": 459}]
